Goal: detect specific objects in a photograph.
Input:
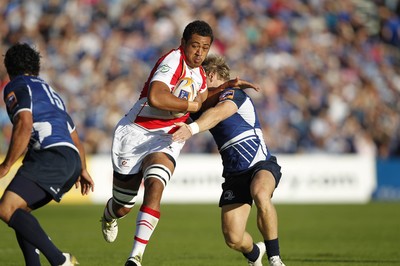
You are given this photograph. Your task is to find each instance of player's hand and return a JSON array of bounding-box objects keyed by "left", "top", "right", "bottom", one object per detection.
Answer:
[
  {"left": 0, "top": 163, "right": 11, "bottom": 179},
  {"left": 227, "top": 77, "right": 260, "bottom": 91},
  {"left": 75, "top": 168, "right": 95, "bottom": 195},
  {"left": 172, "top": 122, "right": 194, "bottom": 143}
]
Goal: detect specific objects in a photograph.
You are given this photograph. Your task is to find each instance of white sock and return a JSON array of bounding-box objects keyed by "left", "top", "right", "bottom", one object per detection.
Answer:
[{"left": 130, "top": 205, "right": 160, "bottom": 260}]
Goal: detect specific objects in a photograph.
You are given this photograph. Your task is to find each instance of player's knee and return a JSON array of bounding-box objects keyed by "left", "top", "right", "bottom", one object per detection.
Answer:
[
  {"left": 116, "top": 206, "right": 131, "bottom": 217},
  {"left": 253, "top": 186, "right": 273, "bottom": 205},
  {"left": 253, "top": 194, "right": 275, "bottom": 217},
  {"left": 0, "top": 205, "right": 17, "bottom": 224},
  {"left": 143, "top": 164, "right": 172, "bottom": 188},
  {"left": 112, "top": 186, "right": 138, "bottom": 210},
  {"left": 224, "top": 238, "right": 242, "bottom": 251},
  {"left": 223, "top": 231, "right": 243, "bottom": 251}
]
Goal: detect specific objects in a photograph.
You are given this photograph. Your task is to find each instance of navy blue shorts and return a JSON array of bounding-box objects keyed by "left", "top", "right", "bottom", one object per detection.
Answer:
[
  {"left": 219, "top": 156, "right": 282, "bottom": 207},
  {"left": 6, "top": 146, "right": 81, "bottom": 207}
]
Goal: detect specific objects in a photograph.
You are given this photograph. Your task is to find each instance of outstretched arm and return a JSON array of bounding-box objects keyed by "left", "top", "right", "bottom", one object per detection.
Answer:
[
  {"left": 222, "top": 77, "right": 260, "bottom": 92},
  {"left": 201, "top": 77, "right": 259, "bottom": 111},
  {"left": 172, "top": 100, "right": 238, "bottom": 143},
  {"left": 71, "top": 129, "right": 95, "bottom": 195},
  {"left": 0, "top": 111, "right": 31, "bottom": 178}
]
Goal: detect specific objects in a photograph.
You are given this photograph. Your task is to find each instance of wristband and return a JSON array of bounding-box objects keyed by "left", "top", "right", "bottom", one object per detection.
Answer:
[{"left": 188, "top": 122, "right": 200, "bottom": 135}]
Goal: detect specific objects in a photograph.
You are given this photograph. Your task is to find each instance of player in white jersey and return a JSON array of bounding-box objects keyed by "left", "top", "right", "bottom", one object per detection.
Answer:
[
  {"left": 100, "top": 20, "right": 213, "bottom": 266},
  {"left": 173, "top": 55, "right": 286, "bottom": 266}
]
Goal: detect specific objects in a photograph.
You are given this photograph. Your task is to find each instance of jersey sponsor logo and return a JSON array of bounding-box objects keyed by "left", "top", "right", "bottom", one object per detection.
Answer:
[
  {"left": 119, "top": 157, "right": 131, "bottom": 168},
  {"left": 50, "top": 186, "right": 60, "bottom": 195},
  {"left": 177, "top": 90, "right": 190, "bottom": 100},
  {"left": 219, "top": 90, "right": 235, "bottom": 101},
  {"left": 223, "top": 190, "right": 235, "bottom": 201},
  {"left": 159, "top": 64, "right": 171, "bottom": 73},
  {"left": 5, "top": 91, "right": 18, "bottom": 111}
]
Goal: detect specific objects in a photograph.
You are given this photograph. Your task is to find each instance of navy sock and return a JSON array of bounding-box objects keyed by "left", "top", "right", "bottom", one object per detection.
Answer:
[
  {"left": 16, "top": 231, "right": 41, "bottom": 266},
  {"left": 8, "top": 209, "right": 65, "bottom": 265},
  {"left": 243, "top": 243, "right": 260, "bottom": 262},
  {"left": 265, "top": 238, "right": 280, "bottom": 258}
]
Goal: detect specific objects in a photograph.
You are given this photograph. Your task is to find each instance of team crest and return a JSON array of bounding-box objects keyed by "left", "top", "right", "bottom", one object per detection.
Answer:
[
  {"left": 224, "top": 190, "right": 235, "bottom": 201},
  {"left": 6, "top": 91, "right": 18, "bottom": 111},
  {"left": 219, "top": 90, "right": 234, "bottom": 101},
  {"left": 159, "top": 64, "right": 171, "bottom": 73}
]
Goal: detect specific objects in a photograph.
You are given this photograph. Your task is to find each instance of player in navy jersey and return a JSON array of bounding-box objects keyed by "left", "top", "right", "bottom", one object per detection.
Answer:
[
  {"left": 0, "top": 43, "right": 94, "bottom": 265},
  {"left": 173, "top": 55, "right": 286, "bottom": 266}
]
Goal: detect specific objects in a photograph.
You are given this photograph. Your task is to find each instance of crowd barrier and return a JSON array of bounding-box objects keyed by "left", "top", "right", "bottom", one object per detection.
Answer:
[{"left": 2, "top": 153, "right": 396, "bottom": 204}]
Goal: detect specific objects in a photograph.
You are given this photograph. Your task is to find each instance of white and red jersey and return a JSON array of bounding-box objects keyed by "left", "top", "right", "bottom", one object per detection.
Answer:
[{"left": 125, "top": 47, "right": 207, "bottom": 133}]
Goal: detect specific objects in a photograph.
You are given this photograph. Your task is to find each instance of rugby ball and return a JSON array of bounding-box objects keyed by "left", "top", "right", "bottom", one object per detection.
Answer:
[{"left": 170, "top": 77, "right": 198, "bottom": 117}]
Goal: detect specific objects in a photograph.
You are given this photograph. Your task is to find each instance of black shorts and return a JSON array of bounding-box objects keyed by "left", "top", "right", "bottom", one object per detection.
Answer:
[
  {"left": 6, "top": 146, "right": 82, "bottom": 205},
  {"left": 219, "top": 156, "right": 282, "bottom": 207}
]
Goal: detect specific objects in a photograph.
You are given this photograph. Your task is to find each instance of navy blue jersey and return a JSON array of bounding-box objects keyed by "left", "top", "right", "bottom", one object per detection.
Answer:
[
  {"left": 3, "top": 75, "right": 77, "bottom": 152},
  {"left": 208, "top": 89, "right": 271, "bottom": 176}
]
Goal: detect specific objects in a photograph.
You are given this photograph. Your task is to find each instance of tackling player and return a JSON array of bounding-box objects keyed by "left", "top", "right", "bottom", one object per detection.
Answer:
[
  {"left": 172, "top": 55, "right": 286, "bottom": 266},
  {"left": 100, "top": 20, "right": 213, "bottom": 266},
  {"left": 0, "top": 43, "right": 94, "bottom": 265}
]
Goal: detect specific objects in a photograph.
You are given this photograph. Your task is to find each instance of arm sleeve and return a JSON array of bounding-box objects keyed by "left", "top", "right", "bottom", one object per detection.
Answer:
[
  {"left": 4, "top": 85, "right": 32, "bottom": 122},
  {"left": 218, "top": 89, "right": 246, "bottom": 108},
  {"left": 66, "top": 113, "right": 76, "bottom": 133}
]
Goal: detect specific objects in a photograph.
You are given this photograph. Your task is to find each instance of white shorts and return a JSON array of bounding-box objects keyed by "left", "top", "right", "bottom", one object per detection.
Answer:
[{"left": 111, "top": 117, "right": 185, "bottom": 175}]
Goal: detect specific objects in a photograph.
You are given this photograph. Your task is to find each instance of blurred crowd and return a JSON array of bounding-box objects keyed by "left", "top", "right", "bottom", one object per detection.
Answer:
[{"left": 1, "top": 0, "right": 400, "bottom": 158}]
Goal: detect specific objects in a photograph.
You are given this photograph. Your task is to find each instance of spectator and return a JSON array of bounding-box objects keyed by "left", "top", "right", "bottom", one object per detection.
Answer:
[{"left": 0, "top": 0, "right": 399, "bottom": 158}]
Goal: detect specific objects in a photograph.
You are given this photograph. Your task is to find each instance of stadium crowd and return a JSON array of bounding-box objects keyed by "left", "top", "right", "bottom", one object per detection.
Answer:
[{"left": 1, "top": 0, "right": 399, "bottom": 158}]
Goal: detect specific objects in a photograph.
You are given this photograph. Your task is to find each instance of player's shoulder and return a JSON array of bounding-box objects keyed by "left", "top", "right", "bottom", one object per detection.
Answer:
[
  {"left": 3, "top": 75, "right": 27, "bottom": 94},
  {"left": 219, "top": 88, "right": 247, "bottom": 102},
  {"left": 160, "top": 47, "right": 183, "bottom": 64},
  {"left": 154, "top": 48, "right": 184, "bottom": 75}
]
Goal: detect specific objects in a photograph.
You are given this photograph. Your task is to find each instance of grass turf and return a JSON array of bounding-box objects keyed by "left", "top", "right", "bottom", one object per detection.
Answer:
[{"left": 0, "top": 203, "right": 399, "bottom": 265}]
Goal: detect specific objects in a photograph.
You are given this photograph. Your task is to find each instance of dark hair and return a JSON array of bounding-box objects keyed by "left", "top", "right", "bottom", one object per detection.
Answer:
[
  {"left": 182, "top": 20, "right": 214, "bottom": 43},
  {"left": 4, "top": 43, "right": 41, "bottom": 78}
]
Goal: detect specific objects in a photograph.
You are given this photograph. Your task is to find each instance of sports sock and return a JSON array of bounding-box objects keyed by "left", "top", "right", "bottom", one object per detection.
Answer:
[
  {"left": 243, "top": 243, "right": 260, "bottom": 262},
  {"left": 130, "top": 205, "right": 160, "bottom": 259},
  {"left": 8, "top": 209, "right": 65, "bottom": 265},
  {"left": 265, "top": 238, "right": 280, "bottom": 258},
  {"left": 104, "top": 198, "right": 118, "bottom": 221},
  {"left": 16, "top": 231, "right": 41, "bottom": 266}
]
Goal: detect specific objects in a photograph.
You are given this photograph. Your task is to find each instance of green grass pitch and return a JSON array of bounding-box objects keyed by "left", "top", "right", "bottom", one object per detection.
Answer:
[{"left": 0, "top": 203, "right": 399, "bottom": 265}]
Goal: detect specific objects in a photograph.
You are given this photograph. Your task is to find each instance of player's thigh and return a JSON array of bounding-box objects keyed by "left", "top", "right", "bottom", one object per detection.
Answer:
[
  {"left": 221, "top": 203, "right": 251, "bottom": 240},
  {"left": 142, "top": 152, "right": 175, "bottom": 174},
  {"left": 0, "top": 177, "right": 52, "bottom": 222},
  {"left": 250, "top": 170, "right": 276, "bottom": 200}
]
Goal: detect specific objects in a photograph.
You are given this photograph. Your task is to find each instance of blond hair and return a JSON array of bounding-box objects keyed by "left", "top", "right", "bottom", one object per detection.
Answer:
[{"left": 202, "top": 54, "right": 230, "bottom": 82}]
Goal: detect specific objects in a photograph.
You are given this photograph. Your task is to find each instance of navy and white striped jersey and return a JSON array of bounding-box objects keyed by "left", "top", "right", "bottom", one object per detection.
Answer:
[
  {"left": 3, "top": 75, "right": 77, "bottom": 152},
  {"left": 208, "top": 89, "right": 271, "bottom": 177}
]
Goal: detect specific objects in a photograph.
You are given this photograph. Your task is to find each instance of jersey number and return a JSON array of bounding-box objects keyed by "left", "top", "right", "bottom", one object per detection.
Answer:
[{"left": 42, "top": 84, "right": 65, "bottom": 111}]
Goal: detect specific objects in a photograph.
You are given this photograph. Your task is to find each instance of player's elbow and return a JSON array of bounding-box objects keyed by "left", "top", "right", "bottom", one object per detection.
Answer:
[
  {"left": 147, "top": 95, "right": 165, "bottom": 109},
  {"left": 147, "top": 96, "right": 157, "bottom": 108}
]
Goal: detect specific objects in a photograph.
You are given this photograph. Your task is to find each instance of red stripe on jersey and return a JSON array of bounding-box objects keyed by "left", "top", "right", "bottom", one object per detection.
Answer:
[
  {"left": 140, "top": 205, "right": 161, "bottom": 218},
  {"left": 135, "top": 113, "right": 189, "bottom": 131},
  {"left": 138, "top": 48, "right": 185, "bottom": 100},
  {"left": 199, "top": 66, "right": 208, "bottom": 92}
]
